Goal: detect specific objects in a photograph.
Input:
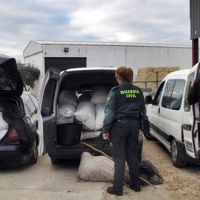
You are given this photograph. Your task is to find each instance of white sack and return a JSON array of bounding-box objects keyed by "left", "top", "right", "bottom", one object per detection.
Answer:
[
  {"left": 74, "top": 102, "right": 95, "bottom": 131},
  {"left": 94, "top": 103, "right": 105, "bottom": 131},
  {"left": 77, "top": 152, "right": 130, "bottom": 182},
  {"left": 80, "top": 130, "right": 101, "bottom": 141},
  {"left": 57, "top": 103, "right": 76, "bottom": 124},
  {"left": 90, "top": 85, "right": 108, "bottom": 105},
  {"left": 58, "top": 90, "right": 77, "bottom": 107},
  {"left": 0, "top": 112, "right": 8, "bottom": 140}
]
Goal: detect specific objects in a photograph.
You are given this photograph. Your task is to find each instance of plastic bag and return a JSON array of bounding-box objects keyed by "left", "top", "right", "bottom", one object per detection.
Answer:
[
  {"left": 74, "top": 102, "right": 95, "bottom": 131},
  {"left": 94, "top": 103, "right": 105, "bottom": 131},
  {"left": 57, "top": 103, "right": 76, "bottom": 124},
  {"left": 58, "top": 90, "right": 77, "bottom": 107},
  {"left": 90, "top": 85, "right": 108, "bottom": 105}
]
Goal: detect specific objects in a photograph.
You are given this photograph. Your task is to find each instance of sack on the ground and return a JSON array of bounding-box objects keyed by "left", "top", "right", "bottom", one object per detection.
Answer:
[
  {"left": 94, "top": 103, "right": 105, "bottom": 131},
  {"left": 90, "top": 85, "right": 108, "bottom": 105},
  {"left": 74, "top": 102, "right": 95, "bottom": 131},
  {"left": 57, "top": 103, "right": 76, "bottom": 124},
  {"left": 77, "top": 152, "right": 130, "bottom": 182},
  {"left": 77, "top": 153, "right": 164, "bottom": 185},
  {"left": 58, "top": 90, "right": 77, "bottom": 107}
]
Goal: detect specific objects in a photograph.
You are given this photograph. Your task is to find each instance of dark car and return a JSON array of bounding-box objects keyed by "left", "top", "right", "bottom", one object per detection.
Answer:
[
  {"left": 37, "top": 67, "right": 143, "bottom": 164},
  {"left": 0, "top": 55, "right": 38, "bottom": 167}
]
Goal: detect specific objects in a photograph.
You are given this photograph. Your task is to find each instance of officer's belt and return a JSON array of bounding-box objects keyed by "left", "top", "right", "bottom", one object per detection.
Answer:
[{"left": 114, "top": 116, "right": 138, "bottom": 122}]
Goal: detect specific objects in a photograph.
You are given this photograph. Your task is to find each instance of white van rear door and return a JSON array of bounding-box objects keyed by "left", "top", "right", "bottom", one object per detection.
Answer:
[
  {"left": 183, "top": 62, "right": 200, "bottom": 158},
  {"left": 37, "top": 67, "right": 61, "bottom": 157}
]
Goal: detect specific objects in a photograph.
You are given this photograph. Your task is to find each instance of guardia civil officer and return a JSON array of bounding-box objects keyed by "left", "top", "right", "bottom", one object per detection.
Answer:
[{"left": 102, "top": 66, "right": 146, "bottom": 196}]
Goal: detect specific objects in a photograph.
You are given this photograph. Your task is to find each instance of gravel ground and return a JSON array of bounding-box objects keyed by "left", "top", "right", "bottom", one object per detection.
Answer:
[
  {"left": 0, "top": 137, "right": 199, "bottom": 200},
  {"left": 103, "top": 137, "right": 200, "bottom": 200}
]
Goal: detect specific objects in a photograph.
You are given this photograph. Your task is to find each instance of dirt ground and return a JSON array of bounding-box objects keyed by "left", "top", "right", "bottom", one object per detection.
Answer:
[{"left": 104, "top": 138, "right": 200, "bottom": 200}]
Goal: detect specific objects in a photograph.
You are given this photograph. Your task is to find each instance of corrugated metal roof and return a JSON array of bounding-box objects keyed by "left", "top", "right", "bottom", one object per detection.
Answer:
[{"left": 33, "top": 40, "right": 191, "bottom": 48}]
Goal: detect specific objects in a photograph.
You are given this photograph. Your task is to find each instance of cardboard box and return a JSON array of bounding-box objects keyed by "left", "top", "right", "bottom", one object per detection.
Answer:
[
  {"left": 134, "top": 82, "right": 146, "bottom": 88},
  {"left": 146, "top": 82, "right": 157, "bottom": 89},
  {"left": 134, "top": 75, "right": 146, "bottom": 81},
  {"left": 146, "top": 76, "right": 157, "bottom": 81}
]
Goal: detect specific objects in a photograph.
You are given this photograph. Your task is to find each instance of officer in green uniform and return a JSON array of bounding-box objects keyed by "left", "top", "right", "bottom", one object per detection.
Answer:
[{"left": 102, "top": 66, "right": 146, "bottom": 196}]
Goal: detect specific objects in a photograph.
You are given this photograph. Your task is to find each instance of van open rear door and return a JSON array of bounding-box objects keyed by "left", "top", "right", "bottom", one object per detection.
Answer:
[
  {"left": 37, "top": 67, "right": 61, "bottom": 157},
  {"left": 183, "top": 62, "right": 200, "bottom": 158}
]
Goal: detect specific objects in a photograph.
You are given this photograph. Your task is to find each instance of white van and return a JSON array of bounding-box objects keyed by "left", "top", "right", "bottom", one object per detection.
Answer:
[{"left": 145, "top": 62, "right": 200, "bottom": 168}]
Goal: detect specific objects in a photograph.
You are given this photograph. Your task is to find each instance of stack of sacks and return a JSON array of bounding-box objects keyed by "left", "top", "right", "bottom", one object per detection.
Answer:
[
  {"left": 0, "top": 112, "right": 8, "bottom": 140},
  {"left": 57, "top": 90, "right": 77, "bottom": 124},
  {"left": 79, "top": 85, "right": 108, "bottom": 140},
  {"left": 57, "top": 86, "right": 109, "bottom": 141}
]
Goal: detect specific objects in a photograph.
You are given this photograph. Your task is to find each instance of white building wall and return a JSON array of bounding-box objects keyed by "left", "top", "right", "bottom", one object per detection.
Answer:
[
  {"left": 43, "top": 44, "right": 87, "bottom": 58},
  {"left": 24, "top": 41, "right": 194, "bottom": 96},
  {"left": 86, "top": 45, "right": 192, "bottom": 72},
  {"left": 87, "top": 45, "right": 126, "bottom": 67},
  {"left": 125, "top": 46, "right": 192, "bottom": 71}
]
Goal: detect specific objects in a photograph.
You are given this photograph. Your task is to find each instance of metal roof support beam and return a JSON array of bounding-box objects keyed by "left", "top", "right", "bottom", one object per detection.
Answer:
[{"left": 192, "top": 38, "right": 198, "bottom": 66}]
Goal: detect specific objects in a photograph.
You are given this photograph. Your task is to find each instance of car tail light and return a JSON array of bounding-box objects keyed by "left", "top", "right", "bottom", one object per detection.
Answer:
[{"left": 5, "top": 128, "right": 20, "bottom": 143}]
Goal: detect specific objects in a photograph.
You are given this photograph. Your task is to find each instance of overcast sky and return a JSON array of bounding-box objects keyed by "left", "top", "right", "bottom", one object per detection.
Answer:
[{"left": 0, "top": 0, "right": 190, "bottom": 63}]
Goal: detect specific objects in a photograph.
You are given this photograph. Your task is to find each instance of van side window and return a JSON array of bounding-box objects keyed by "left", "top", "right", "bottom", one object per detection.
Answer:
[
  {"left": 161, "top": 79, "right": 185, "bottom": 110},
  {"left": 152, "top": 82, "right": 165, "bottom": 106},
  {"left": 162, "top": 80, "right": 175, "bottom": 108},
  {"left": 170, "top": 80, "right": 185, "bottom": 110},
  {"left": 184, "top": 72, "right": 195, "bottom": 112}
]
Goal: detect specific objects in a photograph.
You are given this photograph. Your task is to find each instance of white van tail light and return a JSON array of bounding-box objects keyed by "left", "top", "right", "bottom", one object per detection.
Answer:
[
  {"left": 5, "top": 128, "right": 20, "bottom": 143},
  {"left": 185, "top": 141, "right": 193, "bottom": 152}
]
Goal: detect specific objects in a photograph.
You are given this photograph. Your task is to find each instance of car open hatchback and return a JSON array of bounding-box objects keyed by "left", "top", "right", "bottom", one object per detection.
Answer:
[{"left": 0, "top": 55, "right": 38, "bottom": 167}]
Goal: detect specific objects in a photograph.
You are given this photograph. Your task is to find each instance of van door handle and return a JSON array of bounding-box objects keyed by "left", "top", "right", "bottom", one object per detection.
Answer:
[
  {"left": 182, "top": 124, "right": 191, "bottom": 131},
  {"left": 158, "top": 107, "right": 160, "bottom": 113}
]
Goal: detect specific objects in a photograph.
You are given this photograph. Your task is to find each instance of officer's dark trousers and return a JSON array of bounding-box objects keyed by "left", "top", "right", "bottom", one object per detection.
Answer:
[{"left": 110, "top": 119, "right": 140, "bottom": 191}]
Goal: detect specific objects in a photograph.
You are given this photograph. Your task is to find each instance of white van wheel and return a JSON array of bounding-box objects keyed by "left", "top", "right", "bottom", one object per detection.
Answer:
[{"left": 171, "top": 139, "right": 187, "bottom": 168}]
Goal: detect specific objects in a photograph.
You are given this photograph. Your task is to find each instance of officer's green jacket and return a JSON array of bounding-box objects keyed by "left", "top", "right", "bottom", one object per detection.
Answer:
[{"left": 102, "top": 82, "right": 146, "bottom": 133}]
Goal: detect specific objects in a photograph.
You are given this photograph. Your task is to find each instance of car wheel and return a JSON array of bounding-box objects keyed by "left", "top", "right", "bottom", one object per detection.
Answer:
[
  {"left": 29, "top": 146, "right": 38, "bottom": 165},
  {"left": 51, "top": 158, "right": 60, "bottom": 164},
  {"left": 171, "top": 139, "right": 187, "bottom": 168}
]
